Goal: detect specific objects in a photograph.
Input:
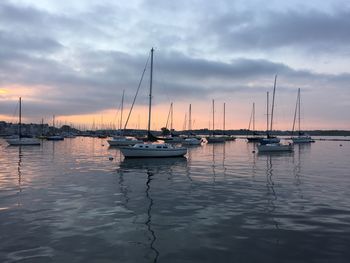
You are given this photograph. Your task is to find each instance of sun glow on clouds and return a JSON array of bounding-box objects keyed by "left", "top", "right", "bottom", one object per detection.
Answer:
[
  {"left": 0, "top": 88, "right": 8, "bottom": 94},
  {"left": 0, "top": 84, "right": 51, "bottom": 100}
]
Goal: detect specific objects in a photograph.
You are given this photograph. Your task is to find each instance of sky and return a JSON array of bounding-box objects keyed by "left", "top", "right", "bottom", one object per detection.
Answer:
[{"left": 1, "top": 0, "right": 350, "bottom": 130}]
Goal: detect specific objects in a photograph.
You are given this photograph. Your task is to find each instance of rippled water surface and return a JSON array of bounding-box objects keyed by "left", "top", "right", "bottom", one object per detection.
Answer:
[{"left": 1, "top": 137, "right": 350, "bottom": 262}]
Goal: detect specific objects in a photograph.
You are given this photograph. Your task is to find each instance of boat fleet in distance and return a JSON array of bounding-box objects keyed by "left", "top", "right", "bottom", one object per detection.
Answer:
[{"left": 5, "top": 49, "right": 315, "bottom": 157}]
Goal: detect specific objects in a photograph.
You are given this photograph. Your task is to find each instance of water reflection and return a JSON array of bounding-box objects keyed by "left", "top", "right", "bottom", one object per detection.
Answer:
[
  {"left": 212, "top": 144, "right": 216, "bottom": 182},
  {"left": 118, "top": 157, "right": 187, "bottom": 262},
  {"left": 145, "top": 170, "right": 159, "bottom": 262},
  {"left": 265, "top": 155, "right": 280, "bottom": 232},
  {"left": 17, "top": 146, "right": 23, "bottom": 207},
  {"left": 292, "top": 145, "right": 305, "bottom": 210},
  {"left": 222, "top": 143, "right": 227, "bottom": 176},
  {"left": 119, "top": 157, "right": 187, "bottom": 171}
]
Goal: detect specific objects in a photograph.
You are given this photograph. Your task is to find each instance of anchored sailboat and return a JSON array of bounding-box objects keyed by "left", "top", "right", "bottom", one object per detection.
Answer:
[
  {"left": 108, "top": 90, "right": 143, "bottom": 146},
  {"left": 206, "top": 100, "right": 225, "bottom": 143},
  {"left": 182, "top": 104, "right": 201, "bottom": 145},
  {"left": 257, "top": 75, "right": 293, "bottom": 152},
  {"left": 291, "top": 88, "right": 315, "bottom": 143},
  {"left": 246, "top": 102, "right": 263, "bottom": 142},
  {"left": 6, "top": 97, "right": 41, "bottom": 146},
  {"left": 47, "top": 115, "right": 64, "bottom": 141},
  {"left": 260, "top": 77, "right": 280, "bottom": 145},
  {"left": 120, "top": 48, "right": 187, "bottom": 158},
  {"left": 162, "top": 103, "right": 183, "bottom": 143}
]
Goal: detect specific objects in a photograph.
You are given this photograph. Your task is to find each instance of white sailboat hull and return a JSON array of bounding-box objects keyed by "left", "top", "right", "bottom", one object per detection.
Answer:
[
  {"left": 257, "top": 143, "right": 293, "bottom": 152},
  {"left": 6, "top": 138, "right": 41, "bottom": 146},
  {"left": 120, "top": 144, "right": 187, "bottom": 158}
]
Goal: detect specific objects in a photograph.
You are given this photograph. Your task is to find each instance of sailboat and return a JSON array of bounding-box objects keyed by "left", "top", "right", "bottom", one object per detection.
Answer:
[
  {"left": 259, "top": 77, "right": 281, "bottom": 145},
  {"left": 291, "top": 88, "right": 315, "bottom": 143},
  {"left": 206, "top": 100, "right": 225, "bottom": 143},
  {"left": 257, "top": 76, "right": 293, "bottom": 152},
  {"left": 6, "top": 97, "right": 41, "bottom": 146},
  {"left": 47, "top": 115, "right": 64, "bottom": 141},
  {"left": 120, "top": 48, "right": 187, "bottom": 158},
  {"left": 182, "top": 104, "right": 201, "bottom": 145},
  {"left": 222, "top": 102, "right": 236, "bottom": 141},
  {"left": 246, "top": 102, "right": 264, "bottom": 142},
  {"left": 108, "top": 90, "right": 143, "bottom": 146},
  {"left": 161, "top": 103, "right": 184, "bottom": 143}
]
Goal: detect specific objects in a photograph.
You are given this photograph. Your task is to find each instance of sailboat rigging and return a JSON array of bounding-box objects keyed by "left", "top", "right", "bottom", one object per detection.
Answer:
[
  {"left": 182, "top": 103, "right": 201, "bottom": 145},
  {"left": 120, "top": 48, "right": 187, "bottom": 158},
  {"left": 107, "top": 90, "right": 143, "bottom": 146},
  {"left": 260, "top": 76, "right": 280, "bottom": 145},
  {"left": 6, "top": 97, "right": 41, "bottom": 146},
  {"left": 206, "top": 100, "right": 225, "bottom": 143},
  {"left": 257, "top": 75, "right": 293, "bottom": 152},
  {"left": 247, "top": 102, "right": 263, "bottom": 142},
  {"left": 291, "top": 88, "right": 315, "bottom": 143}
]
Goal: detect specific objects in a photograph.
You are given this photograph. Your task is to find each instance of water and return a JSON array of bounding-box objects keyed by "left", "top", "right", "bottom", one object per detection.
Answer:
[{"left": 0, "top": 137, "right": 350, "bottom": 262}]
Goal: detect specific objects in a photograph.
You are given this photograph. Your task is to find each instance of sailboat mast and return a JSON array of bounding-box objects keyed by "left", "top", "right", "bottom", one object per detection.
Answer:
[
  {"left": 270, "top": 75, "right": 277, "bottom": 132},
  {"left": 147, "top": 48, "right": 154, "bottom": 134},
  {"left": 41, "top": 118, "right": 44, "bottom": 136},
  {"left": 19, "top": 97, "right": 22, "bottom": 139},
  {"left": 171, "top": 102, "right": 173, "bottom": 131},
  {"left": 223, "top": 102, "right": 226, "bottom": 134},
  {"left": 253, "top": 102, "right": 255, "bottom": 133},
  {"left": 298, "top": 88, "right": 301, "bottom": 133},
  {"left": 266, "top": 92, "right": 269, "bottom": 135},
  {"left": 188, "top": 104, "right": 192, "bottom": 131},
  {"left": 212, "top": 99, "right": 215, "bottom": 135},
  {"left": 120, "top": 89, "right": 125, "bottom": 131}
]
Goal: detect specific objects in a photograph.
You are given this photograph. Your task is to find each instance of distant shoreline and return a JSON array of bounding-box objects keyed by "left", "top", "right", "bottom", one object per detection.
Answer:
[{"left": 1, "top": 119, "right": 350, "bottom": 138}]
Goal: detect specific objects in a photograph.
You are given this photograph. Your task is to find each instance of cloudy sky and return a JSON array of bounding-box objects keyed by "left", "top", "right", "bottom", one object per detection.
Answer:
[{"left": 1, "top": 0, "right": 350, "bottom": 130}]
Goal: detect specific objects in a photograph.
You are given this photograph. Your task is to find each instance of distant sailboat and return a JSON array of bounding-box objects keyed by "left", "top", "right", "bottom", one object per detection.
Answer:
[
  {"left": 182, "top": 104, "right": 201, "bottom": 145},
  {"left": 246, "top": 102, "right": 263, "bottom": 142},
  {"left": 206, "top": 100, "right": 225, "bottom": 143},
  {"left": 259, "top": 76, "right": 280, "bottom": 145},
  {"left": 108, "top": 90, "right": 143, "bottom": 146},
  {"left": 291, "top": 88, "right": 315, "bottom": 143},
  {"left": 120, "top": 48, "right": 187, "bottom": 158},
  {"left": 222, "top": 102, "right": 236, "bottom": 141},
  {"left": 6, "top": 97, "right": 41, "bottom": 146},
  {"left": 162, "top": 103, "right": 184, "bottom": 143},
  {"left": 257, "top": 76, "right": 293, "bottom": 152},
  {"left": 47, "top": 115, "right": 64, "bottom": 141}
]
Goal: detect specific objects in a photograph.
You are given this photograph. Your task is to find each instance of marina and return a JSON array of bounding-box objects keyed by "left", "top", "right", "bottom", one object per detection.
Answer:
[
  {"left": 1, "top": 1, "right": 350, "bottom": 262},
  {"left": 0, "top": 137, "right": 349, "bottom": 262}
]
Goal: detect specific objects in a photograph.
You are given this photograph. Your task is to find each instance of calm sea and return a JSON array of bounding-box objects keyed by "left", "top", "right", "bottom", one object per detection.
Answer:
[{"left": 0, "top": 137, "right": 350, "bottom": 262}]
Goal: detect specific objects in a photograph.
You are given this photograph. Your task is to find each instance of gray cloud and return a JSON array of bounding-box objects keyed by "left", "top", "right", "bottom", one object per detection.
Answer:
[
  {"left": 0, "top": 0, "right": 349, "bottom": 128},
  {"left": 202, "top": 8, "right": 350, "bottom": 54}
]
